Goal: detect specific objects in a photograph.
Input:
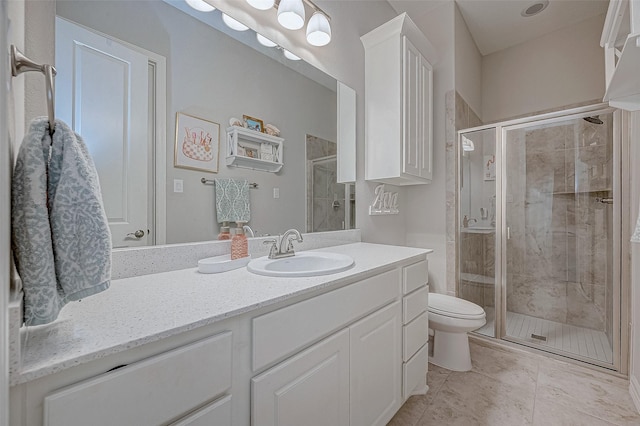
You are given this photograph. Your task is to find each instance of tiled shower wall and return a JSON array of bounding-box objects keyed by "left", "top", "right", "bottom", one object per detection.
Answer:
[{"left": 505, "top": 116, "right": 614, "bottom": 333}]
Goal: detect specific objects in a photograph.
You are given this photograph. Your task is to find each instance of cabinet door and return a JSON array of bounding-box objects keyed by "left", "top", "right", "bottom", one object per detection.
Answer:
[
  {"left": 252, "top": 329, "right": 350, "bottom": 426},
  {"left": 419, "top": 55, "right": 433, "bottom": 180},
  {"left": 350, "top": 301, "right": 402, "bottom": 426},
  {"left": 403, "top": 37, "right": 422, "bottom": 178}
]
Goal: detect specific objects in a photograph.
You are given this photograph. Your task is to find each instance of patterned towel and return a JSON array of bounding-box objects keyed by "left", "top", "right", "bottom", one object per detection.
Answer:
[
  {"left": 12, "top": 117, "right": 112, "bottom": 326},
  {"left": 215, "top": 178, "right": 251, "bottom": 223}
]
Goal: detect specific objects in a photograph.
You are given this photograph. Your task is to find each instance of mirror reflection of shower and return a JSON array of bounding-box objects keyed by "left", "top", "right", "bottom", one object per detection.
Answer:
[
  {"left": 460, "top": 131, "right": 496, "bottom": 230},
  {"left": 306, "top": 135, "right": 355, "bottom": 232}
]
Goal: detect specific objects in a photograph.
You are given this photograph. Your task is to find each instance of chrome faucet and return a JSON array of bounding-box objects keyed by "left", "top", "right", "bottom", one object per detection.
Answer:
[
  {"left": 279, "top": 229, "right": 303, "bottom": 256},
  {"left": 462, "top": 215, "right": 477, "bottom": 228},
  {"left": 263, "top": 229, "right": 304, "bottom": 259},
  {"left": 243, "top": 225, "right": 255, "bottom": 238}
]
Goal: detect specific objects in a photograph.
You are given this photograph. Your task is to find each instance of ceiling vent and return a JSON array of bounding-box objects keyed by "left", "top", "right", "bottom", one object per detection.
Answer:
[{"left": 521, "top": 1, "right": 549, "bottom": 17}]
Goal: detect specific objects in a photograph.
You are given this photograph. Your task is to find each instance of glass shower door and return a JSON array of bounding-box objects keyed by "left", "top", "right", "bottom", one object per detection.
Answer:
[
  {"left": 458, "top": 127, "right": 497, "bottom": 338},
  {"left": 502, "top": 110, "right": 617, "bottom": 367}
]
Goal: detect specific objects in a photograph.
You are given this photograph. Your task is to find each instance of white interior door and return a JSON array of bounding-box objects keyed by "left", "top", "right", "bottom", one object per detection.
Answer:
[
  {"left": 55, "top": 17, "right": 149, "bottom": 248},
  {"left": 1, "top": 2, "right": 11, "bottom": 423}
]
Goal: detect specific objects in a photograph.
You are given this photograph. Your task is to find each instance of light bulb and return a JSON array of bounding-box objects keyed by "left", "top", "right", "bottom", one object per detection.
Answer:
[
  {"left": 306, "top": 12, "right": 331, "bottom": 46},
  {"left": 222, "top": 13, "right": 249, "bottom": 32},
  {"left": 277, "top": 0, "right": 305, "bottom": 30},
  {"left": 283, "top": 49, "right": 301, "bottom": 61},
  {"left": 247, "top": 0, "right": 275, "bottom": 10},
  {"left": 256, "top": 34, "right": 278, "bottom": 47},
  {"left": 185, "top": 0, "right": 215, "bottom": 12}
]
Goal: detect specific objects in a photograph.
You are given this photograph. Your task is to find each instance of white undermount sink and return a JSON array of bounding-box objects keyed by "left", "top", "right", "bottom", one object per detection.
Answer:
[{"left": 247, "top": 251, "right": 355, "bottom": 277}]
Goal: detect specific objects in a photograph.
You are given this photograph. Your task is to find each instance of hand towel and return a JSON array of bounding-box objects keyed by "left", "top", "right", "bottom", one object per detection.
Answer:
[
  {"left": 215, "top": 178, "right": 251, "bottom": 223},
  {"left": 12, "top": 117, "right": 112, "bottom": 326}
]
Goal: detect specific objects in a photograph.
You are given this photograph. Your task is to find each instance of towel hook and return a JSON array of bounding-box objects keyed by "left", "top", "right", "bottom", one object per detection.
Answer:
[{"left": 11, "top": 45, "right": 57, "bottom": 137}]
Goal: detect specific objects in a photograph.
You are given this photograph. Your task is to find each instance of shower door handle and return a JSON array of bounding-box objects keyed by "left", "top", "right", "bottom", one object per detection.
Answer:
[
  {"left": 596, "top": 197, "right": 614, "bottom": 205},
  {"left": 507, "top": 227, "right": 511, "bottom": 240}
]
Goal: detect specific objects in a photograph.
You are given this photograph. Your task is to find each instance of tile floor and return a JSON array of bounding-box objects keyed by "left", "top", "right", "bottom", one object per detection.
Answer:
[{"left": 389, "top": 338, "right": 640, "bottom": 425}]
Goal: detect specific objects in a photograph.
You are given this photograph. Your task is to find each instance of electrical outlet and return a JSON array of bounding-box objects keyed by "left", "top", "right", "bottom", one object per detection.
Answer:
[{"left": 174, "top": 179, "right": 184, "bottom": 193}]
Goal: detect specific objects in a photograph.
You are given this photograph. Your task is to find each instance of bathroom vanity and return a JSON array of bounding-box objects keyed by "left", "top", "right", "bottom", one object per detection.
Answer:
[{"left": 9, "top": 243, "right": 431, "bottom": 426}]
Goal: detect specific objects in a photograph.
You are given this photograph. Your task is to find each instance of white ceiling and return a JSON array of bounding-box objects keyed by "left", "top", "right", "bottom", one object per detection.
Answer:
[{"left": 387, "top": 0, "right": 609, "bottom": 56}]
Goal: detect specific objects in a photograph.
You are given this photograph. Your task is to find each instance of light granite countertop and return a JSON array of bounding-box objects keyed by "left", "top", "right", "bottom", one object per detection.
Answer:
[{"left": 12, "top": 243, "right": 432, "bottom": 386}]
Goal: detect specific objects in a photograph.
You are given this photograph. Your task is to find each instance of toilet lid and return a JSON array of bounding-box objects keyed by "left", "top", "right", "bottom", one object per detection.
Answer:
[{"left": 429, "top": 293, "right": 486, "bottom": 319}]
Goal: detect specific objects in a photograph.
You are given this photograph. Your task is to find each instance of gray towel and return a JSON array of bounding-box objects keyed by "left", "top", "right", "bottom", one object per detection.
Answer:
[
  {"left": 214, "top": 178, "right": 251, "bottom": 223},
  {"left": 12, "top": 117, "right": 112, "bottom": 326}
]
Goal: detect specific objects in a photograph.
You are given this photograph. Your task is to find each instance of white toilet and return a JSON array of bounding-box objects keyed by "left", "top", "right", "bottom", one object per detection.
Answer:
[{"left": 428, "top": 293, "right": 486, "bottom": 372}]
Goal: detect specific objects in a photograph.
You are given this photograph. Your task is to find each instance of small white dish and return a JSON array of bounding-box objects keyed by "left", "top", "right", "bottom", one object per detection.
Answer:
[{"left": 198, "top": 254, "right": 251, "bottom": 274}]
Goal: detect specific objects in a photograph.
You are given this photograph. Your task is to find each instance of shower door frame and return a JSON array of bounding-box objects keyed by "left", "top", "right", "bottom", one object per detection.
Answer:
[{"left": 457, "top": 103, "right": 630, "bottom": 374}]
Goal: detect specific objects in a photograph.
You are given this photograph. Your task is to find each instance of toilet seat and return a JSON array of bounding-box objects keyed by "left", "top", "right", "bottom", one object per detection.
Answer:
[{"left": 428, "top": 293, "right": 485, "bottom": 320}]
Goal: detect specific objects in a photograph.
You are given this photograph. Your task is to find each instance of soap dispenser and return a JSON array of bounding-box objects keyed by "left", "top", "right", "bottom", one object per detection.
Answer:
[
  {"left": 218, "top": 221, "right": 231, "bottom": 240},
  {"left": 231, "top": 222, "right": 248, "bottom": 260}
]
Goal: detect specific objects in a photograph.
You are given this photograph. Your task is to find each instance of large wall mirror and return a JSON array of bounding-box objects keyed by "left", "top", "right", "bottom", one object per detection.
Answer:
[{"left": 54, "top": 0, "right": 356, "bottom": 248}]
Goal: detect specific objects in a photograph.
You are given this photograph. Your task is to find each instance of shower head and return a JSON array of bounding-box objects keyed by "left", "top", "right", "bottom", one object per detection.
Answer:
[{"left": 583, "top": 116, "right": 603, "bottom": 125}]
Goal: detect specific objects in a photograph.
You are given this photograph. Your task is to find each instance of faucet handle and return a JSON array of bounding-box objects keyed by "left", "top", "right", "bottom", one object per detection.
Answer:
[{"left": 263, "top": 238, "right": 278, "bottom": 258}]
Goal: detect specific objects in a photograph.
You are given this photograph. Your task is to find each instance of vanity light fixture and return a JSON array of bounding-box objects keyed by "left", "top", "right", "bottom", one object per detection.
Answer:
[
  {"left": 277, "top": 0, "right": 305, "bottom": 30},
  {"left": 306, "top": 11, "right": 331, "bottom": 46},
  {"left": 256, "top": 33, "right": 278, "bottom": 47},
  {"left": 248, "top": 0, "right": 332, "bottom": 46},
  {"left": 222, "top": 13, "right": 250, "bottom": 31},
  {"left": 247, "top": 0, "right": 275, "bottom": 11},
  {"left": 462, "top": 135, "right": 475, "bottom": 152},
  {"left": 185, "top": 0, "right": 215, "bottom": 12},
  {"left": 283, "top": 49, "right": 301, "bottom": 61}
]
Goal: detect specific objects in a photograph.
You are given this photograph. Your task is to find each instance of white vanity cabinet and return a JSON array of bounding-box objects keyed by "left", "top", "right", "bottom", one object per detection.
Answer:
[
  {"left": 251, "top": 305, "right": 402, "bottom": 426},
  {"left": 10, "top": 245, "right": 432, "bottom": 426},
  {"left": 361, "top": 13, "right": 435, "bottom": 185},
  {"left": 251, "top": 269, "right": 402, "bottom": 426}
]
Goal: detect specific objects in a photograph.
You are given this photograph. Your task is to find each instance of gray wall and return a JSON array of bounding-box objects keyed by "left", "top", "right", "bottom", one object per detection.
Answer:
[
  {"left": 57, "top": 0, "right": 337, "bottom": 242},
  {"left": 481, "top": 14, "right": 606, "bottom": 124}
]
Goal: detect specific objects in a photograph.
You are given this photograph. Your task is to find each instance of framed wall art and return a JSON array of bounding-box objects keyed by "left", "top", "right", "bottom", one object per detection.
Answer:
[
  {"left": 174, "top": 112, "right": 220, "bottom": 173},
  {"left": 243, "top": 115, "right": 264, "bottom": 133}
]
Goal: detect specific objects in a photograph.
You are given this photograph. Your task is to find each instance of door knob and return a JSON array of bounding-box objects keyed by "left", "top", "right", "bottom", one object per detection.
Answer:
[{"left": 127, "top": 229, "right": 145, "bottom": 239}]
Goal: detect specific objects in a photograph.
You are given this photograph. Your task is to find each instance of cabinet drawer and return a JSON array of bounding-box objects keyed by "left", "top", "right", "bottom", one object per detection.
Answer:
[
  {"left": 403, "top": 312, "right": 428, "bottom": 362},
  {"left": 44, "top": 332, "right": 232, "bottom": 426},
  {"left": 403, "top": 342, "right": 428, "bottom": 399},
  {"left": 403, "top": 260, "right": 428, "bottom": 294},
  {"left": 170, "top": 395, "right": 232, "bottom": 426},
  {"left": 253, "top": 269, "right": 400, "bottom": 371},
  {"left": 403, "top": 286, "right": 428, "bottom": 324}
]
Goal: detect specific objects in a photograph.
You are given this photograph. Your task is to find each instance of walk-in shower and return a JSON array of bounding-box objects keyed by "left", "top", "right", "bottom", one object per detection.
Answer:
[
  {"left": 306, "top": 134, "right": 355, "bottom": 232},
  {"left": 457, "top": 104, "right": 627, "bottom": 371}
]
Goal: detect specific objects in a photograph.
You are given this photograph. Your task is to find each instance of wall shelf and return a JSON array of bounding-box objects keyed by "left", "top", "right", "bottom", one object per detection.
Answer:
[{"left": 226, "top": 126, "right": 284, "bottom": 173}]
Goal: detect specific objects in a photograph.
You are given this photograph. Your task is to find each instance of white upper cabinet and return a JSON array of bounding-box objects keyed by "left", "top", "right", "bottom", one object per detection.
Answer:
[
  {"left": 361, "top": 13, "right": 436, "bottom": 185},
  {"left": 601, "top": 0, "right": 640, "bottom": 110}
]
